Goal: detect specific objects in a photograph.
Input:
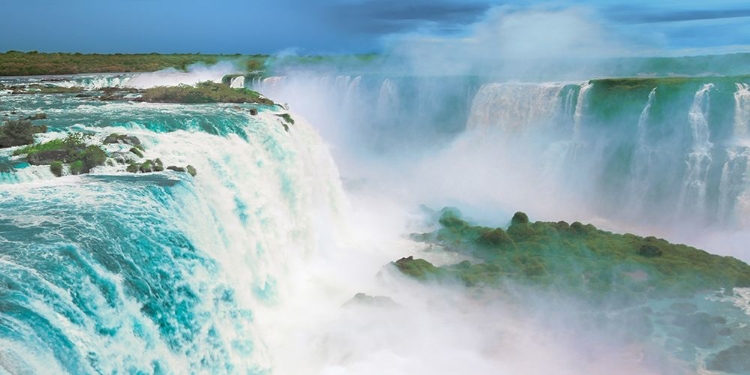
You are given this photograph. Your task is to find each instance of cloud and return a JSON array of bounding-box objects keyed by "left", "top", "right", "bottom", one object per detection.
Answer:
[{"left": 326, "top": 0, "right": 492, "bottom": 34}]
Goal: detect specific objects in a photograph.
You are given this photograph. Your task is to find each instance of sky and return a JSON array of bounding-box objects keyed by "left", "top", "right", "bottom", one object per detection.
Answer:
[{"left": 2, "top": 0, "right": 750, "bottom": 55}]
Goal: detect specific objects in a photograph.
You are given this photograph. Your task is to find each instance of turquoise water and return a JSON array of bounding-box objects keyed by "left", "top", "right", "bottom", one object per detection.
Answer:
[
  {"left": 3, "top": 69, "right": 750, "bottom": 374},
  {"left": 0, "top": 81, "right": 345, "bottom": 373}
]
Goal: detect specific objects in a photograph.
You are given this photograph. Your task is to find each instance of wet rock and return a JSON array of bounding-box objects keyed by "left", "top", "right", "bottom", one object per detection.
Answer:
[
  {"left": 129, "top": 147, "right": 144, "bottom": 158},
  {"left": 186, "top": 165, "right": 197, "bottom": 177},
  {"left": 28, "top": 150, "right": 69, "bottom": 165},
  {"left": 25, "top": 113, "right": 46, "bottom": 121},
  {"left": 707, "top": 344, "right": 750, "bottom": 373},
  {"left": 110, "top": 151, "right": 137, "bottom": 164},
  {"left": 249, "top": 108, "right": 258, "bottom": 116},
  {"left": 166, "top": 166, "right": 186, "bottom": 173},
  {"left": 104, "top": 133, "right": 141, "bottom": 146}
]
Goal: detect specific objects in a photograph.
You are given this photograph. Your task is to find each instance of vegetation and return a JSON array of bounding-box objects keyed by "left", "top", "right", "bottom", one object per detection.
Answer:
[
  {"left": 49, "top": 161, "right": 63, "bottom": 177},
  {"left": 0, "top": 119, "right": 46, "bottom": 148},
  {"left": 136, "top": 81, "right": 274, "bottom": 105},
  {"left": 13, "top": 133, "right": 107, "bottom": 175},
  {"left": 401, "top": 208, "right": 750, "bottom": 303},
  {"left": 0, "top": 51, "right": 268, "bottom": 76}
]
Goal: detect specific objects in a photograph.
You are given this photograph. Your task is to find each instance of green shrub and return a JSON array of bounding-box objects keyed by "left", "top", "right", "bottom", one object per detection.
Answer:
[
  {"left": 69, "top": 160, "right": 83, "bottom": 175},
  {"left": 137, "top": 81, "right": 274, "bottom": 105},
  {"left": 0, "top": 119, "right": 37, "bottom": 148},
  {"left": 81, "top": 145, "right": 106, "bottom": 172},
  {"left": 49, "top": 161, "right": 63, "bottom": 177}
]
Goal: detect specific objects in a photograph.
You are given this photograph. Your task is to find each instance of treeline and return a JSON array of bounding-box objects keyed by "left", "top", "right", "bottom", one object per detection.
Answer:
[{"left": 0, "top": 51, "right": 268, "bottom": 76}]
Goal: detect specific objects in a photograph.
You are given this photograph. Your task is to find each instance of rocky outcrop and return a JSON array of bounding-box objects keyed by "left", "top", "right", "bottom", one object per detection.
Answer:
[
  {"left": 28, "top": 150, "right": 70, "bottom": 165},
  {"left": 103, "top": 133, "right": 141, "bottom": 146}
]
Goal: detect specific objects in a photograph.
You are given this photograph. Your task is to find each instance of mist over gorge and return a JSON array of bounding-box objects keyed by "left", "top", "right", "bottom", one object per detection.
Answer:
[{"left": 2, "top": 3, "right": 750, "bottom": 375}]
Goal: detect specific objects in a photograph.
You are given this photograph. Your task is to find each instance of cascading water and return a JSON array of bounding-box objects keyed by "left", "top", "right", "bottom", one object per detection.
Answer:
[
  {"left": 678, "top": 83, "right": 714, "bottom": 218},
  {"left": 625, "top": 88, "right": 657, "bottom": 214},
  {"left": 466, "top": 83, "right": 567, "bottom": 131},
  {"left": 572, "top": 81, "right": 592, "bottom": 138},
  {"left": 0, "top": 91, "right": 347, "bottom": 373},
  {"left": 718, "top": 83, "right": 750, "bottom": 224},
  {"left": 229, "top": 76, "right": 246, "bottom": 89}
]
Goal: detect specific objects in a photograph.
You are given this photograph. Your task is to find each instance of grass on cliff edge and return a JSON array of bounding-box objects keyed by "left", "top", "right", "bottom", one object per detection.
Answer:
[
  {"left": 136, "top": 81, "right": 275, "bottom": 105},
  {"left": 399, "top": 208, "right": 750, "bottom": 303},
  {"left": 0, "top": 51, "right": 268, "bottom": 76}
]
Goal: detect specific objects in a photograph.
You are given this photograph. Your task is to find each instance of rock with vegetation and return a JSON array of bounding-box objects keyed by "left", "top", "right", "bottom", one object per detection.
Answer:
[
  {"left": 136, "top": 81, "right": 275, "bottom": 105},
  {"left": 0, "top": 119, "right": 46, "bottom": 148},
  {"left": 49, "top": 161, "right": 63, "bottom": 177},
  {"left": 129, "top": 147, "right": 144, "bottom": 158},
  {"left": 186, "top": 165, "right": 197, "bottom": 177},
  {"left": 13, "top": 132, "right": 107, "bottom": 176},
  {"left": 401, "top": 208, "right": 750, "bottom": 301}
]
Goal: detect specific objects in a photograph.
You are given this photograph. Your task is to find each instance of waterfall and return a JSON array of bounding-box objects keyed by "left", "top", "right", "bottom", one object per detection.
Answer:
[
  {"left": 679, "top": 84, "right": 714, "bottom": 218},
  {"left": 467, "top": 83, "right": 567, "bottom": 131},
  {"left": 717, "top": 83, "right": 750, "bottom": 223},
  {"left": 230, "top": 76, "right": 245, "bottom": 89},
  {"left": 626, "top": 88, "right": 658, "bottom": 212},
  {"left": 734, "top": 83, "right": 750, "bottom": 138},
  {"left": 572, "top": 81, "right": 593, "bottom": 137},
  {"left": 376, "top": 78, "right": 400, "bottom": 116},
  {"left": 0, "top": 108, "right": 347, "bottom": 374}
]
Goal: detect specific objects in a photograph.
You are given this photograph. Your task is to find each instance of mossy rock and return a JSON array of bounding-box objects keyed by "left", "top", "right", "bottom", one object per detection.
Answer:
[
  {"left": 393, "top": 256, "right": 441, "bottom": 280},
  {"left": 129, "top": 147, "right": 144, "bottom": 158},
  {"left": 186, "top": 165, "right": 197, "bottom": 177},
  {"left": 707, "top": 344, "right": 750, "bottom": 373},
  {"left": 140, "top": 160, "right": 153, "bottom": 173},
  {"left": 126, "top": 163, "right": 140, "bottom": 173},
  {"left": 49, "top": 161, "right": 63, "bottom": 177},
  {"left": 69, "top": 160, "right": 83, "bottom": 175}
]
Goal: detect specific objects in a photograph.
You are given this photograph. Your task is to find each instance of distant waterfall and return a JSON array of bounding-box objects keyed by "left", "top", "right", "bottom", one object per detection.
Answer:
[
  {"left": 718, "top": 83, "right": 750, "bottom": 223},
  {"left": 734, "top": 83, "right": 750, "bottom": 138},
  {"left": 679, "top": 84, "right": 714, "bottom": 217},
  {"left": 572, "top": 82, "right": 593, "bottom": 137},
  {"left": 467, "top": 83, "right": 567, "bottom": 131},
  {"left": 626, "top": 88, "right": 658, "bottom": 211},
  {"left": 376, "top": 79, "right": 400, "bottom": 117},
  {"left": 229, "top": 76, "right": 245, "bottom": 89}
]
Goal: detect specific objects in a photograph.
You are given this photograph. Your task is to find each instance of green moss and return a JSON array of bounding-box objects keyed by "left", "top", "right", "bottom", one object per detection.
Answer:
[
  {"left": 137, "top": 81, "right": 274, "bottom": 105},
  {"left": 49, "top": 161, "right": 63, "bottom": 177}
]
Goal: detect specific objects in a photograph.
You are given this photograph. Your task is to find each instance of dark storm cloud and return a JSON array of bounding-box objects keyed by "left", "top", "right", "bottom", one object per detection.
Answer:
[
  {"left": 607, "top": 6, "right": 750, "bottom": 24},
  {"left": 326, "top": 0, "right": 493, "bottom": 34}
]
